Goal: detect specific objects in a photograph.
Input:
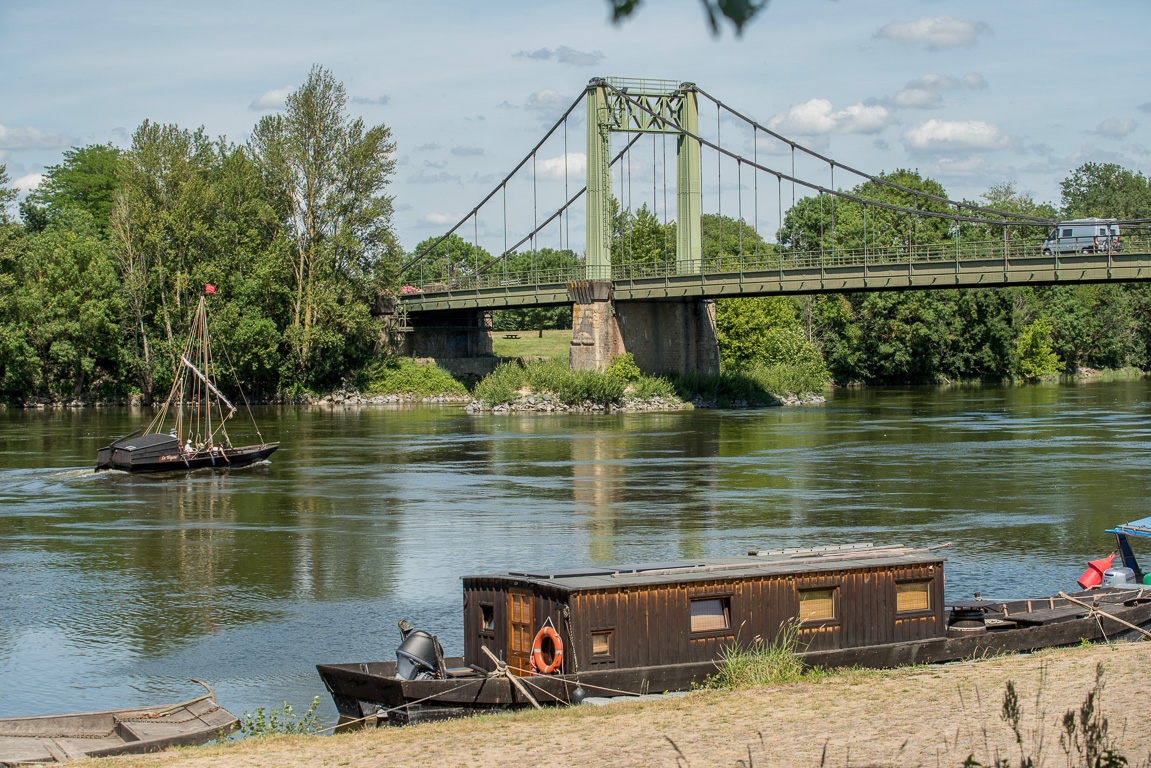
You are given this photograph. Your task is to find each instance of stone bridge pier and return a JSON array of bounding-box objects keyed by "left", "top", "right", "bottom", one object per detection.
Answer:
[{"left": 568, "top": 280, "right": 719, "bottom": 376}]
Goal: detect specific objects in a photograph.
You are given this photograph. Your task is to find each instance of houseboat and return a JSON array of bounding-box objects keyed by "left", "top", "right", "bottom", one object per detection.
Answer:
[{"left": 317, "top": 541, "right": 1151, "bottom": 726}]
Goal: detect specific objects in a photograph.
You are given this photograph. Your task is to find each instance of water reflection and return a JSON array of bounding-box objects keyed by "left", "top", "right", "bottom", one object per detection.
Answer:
[{"left": 1, "top": 383, "right": 1149, "bottom": 720}]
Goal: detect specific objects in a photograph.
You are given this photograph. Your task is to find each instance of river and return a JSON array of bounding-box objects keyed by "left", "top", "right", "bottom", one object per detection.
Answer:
[{"left": 1, "top": 380, "right": 1149, "bottom": 723}]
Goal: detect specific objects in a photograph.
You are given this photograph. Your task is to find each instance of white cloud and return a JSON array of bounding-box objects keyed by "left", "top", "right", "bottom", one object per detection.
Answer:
[
  {"left": 536, "top": 152, "right": 586, "bottom": 181},
  {"left": 768, "top": 99, "right": 892, "bottom": 136},
  {"left": 12, "top": 173, "right": 42, "bottom": 192},
  {"left": 931, "top": 156, "right": 989, "bottom": 176},
  {"left": 894, "top": 89, "right": 941, "bottom": 109},
  {"left": 876, "top": 17, "right": 992, "bottom": 49},
  {"left": 904, "top": 119, "right": 1010, "bottom": 151},
  {"left": 907, "top": 73, "right": 988, "bottom": 91},
  {"left": 526, "top": 89, "right": 569, "bottom": 112},
  {"left": 424, "top": 211, "right": 463, "bottom": 225},
  {"left": 0, "top": 124, "right": 70, "bottom": 150},
  {"left": 249, "top": 86, "right": 295, "bottom": 111},
  {"left": 514, "top": 46, "right": 604, "bottom": 66},
  {"left": 1096, "top": 118, "right": 1137, "bottom": 139}
]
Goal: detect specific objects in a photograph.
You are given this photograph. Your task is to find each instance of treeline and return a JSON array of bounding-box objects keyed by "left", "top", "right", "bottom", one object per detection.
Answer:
[
  {"left": 0, "top": 66, "right": 401, "bottom": 402},
  {"left": 2, "top": 63, "right": 1151, "bottom": 400}
]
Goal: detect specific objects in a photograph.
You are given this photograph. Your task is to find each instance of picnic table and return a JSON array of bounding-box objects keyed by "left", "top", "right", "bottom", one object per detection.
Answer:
[{"left": 503, "top": 334, "right": 520, "bottom": 339}]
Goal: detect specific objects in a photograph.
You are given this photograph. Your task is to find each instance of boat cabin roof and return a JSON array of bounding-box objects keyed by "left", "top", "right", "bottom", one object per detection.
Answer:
[
  {"left": 120, "top": 433, "right": 179, "bottom": 451},
  {"left": 463, "top": 543, "right": 944, "bottom": 592},
  {"left": 1110, "top": 517, "right": 1151, "bottom": 540}
]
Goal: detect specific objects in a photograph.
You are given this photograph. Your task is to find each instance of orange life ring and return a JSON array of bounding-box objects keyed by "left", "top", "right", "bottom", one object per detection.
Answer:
[{"left": 531, "top": 625, "right": 564, "bottom": 675}]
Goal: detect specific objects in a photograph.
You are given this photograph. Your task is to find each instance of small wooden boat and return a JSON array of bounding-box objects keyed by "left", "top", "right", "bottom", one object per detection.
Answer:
[
  {"left": 0, "top": 686, "right": 238, "bottom": 764},
  {"left": 317, "top": 540, "right": 1151, "bottom": 727},
  {"left": 96, "top": 287, "right": 278, "bottom": 473}
]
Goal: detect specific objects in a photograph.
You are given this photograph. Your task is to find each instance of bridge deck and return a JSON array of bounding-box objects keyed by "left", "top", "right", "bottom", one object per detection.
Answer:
[{"left": 399, "top": 237, "right": 1151, "bottom": 313}]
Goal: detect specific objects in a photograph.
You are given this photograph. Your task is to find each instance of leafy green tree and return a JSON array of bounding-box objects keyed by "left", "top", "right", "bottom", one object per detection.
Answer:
[
  {"left": 6, "top": 209, "right": 123, "bottom": 397},
  {"left": 778, "top": 169, "right": 953, "bottom": 255},
  {"left": 716, "top": 296, "right": 797, "bottom": 370},
  {"left": 611, "top": 201, "right": 672, "bottom": 265},
  {"left": 27, "top": 144, "right": 122, "bottom": 233},
  {"left": 1015, "top": 319, "right": 1061, "bottom": 379},
  {"left": 1060, "top": 163, "right": 1151, "bottom": 220},
  {"left": 250, "top": 65, "right": 399, "bottom": 386},
  {"left": 701, "top": 213, "right": 770, "bottom": 266},
  {"left": 0, "top": 164, "right": 17, "bottom": 224},
  {"left": 407, "top": 233, "right": 492, "bottom": 285}
]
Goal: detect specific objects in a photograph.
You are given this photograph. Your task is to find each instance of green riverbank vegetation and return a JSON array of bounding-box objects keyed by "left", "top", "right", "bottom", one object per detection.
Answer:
[{"left": 3, "top": 64, "right": 1151, "bottom": 405}]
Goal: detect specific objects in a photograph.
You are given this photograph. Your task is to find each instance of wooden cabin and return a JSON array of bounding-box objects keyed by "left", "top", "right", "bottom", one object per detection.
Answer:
[{"left": 462, "top": 544, "right": 945, "bottom": 676}]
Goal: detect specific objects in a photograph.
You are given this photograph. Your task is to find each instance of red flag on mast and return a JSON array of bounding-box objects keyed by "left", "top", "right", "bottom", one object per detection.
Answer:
[{"left": 205, "top": 284, "right": 217, "bottom": 295}]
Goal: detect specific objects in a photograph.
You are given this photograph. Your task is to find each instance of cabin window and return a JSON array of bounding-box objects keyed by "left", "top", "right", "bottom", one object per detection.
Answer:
[
  {"left": 591, "top": 630, "right": 613, "bottom": 657},
  {"left": 690, "top": 597, "right": 731, "bottom": 633},
  {"left": 896, "top": 581, "right": 931, "bottom": 613},
  {"left": 480, "top": 603, "right": 494, "bottom": 632},
  {"left": 798, "top": 588, "right": 836, "bottom": 622}
]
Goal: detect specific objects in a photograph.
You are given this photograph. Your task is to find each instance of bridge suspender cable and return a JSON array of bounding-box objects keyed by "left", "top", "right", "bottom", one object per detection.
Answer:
[
  {"left": 597, "top": 81, "right": 1054, "bottom": 228},
  {"left": 691, "top": 86, "right": 1056, "bottom": 225},
  {"left": 400, "top": 90, "right": 589, "bottom": 274}
]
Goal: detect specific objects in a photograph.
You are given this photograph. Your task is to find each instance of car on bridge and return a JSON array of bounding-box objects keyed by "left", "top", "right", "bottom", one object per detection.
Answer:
[{"left": 1042, "top": 219, "right": 1121, "bottom": 255}]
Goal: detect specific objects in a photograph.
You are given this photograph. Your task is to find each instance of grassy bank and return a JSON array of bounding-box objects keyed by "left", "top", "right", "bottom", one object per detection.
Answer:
[{"left": 84, "top": 642, "right": 1151, "bottom": 768}]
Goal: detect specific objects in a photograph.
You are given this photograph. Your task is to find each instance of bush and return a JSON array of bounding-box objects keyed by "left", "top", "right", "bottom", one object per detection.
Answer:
[
  {"left": 605, "top": 353, "right": 642, "bottom": 383},
  {"left": 630, "top": 374, "right": 676, "bottom": 399},
  {"left": 472, "top": 360, "right": 527, "bottom": 405},
  {"left": 357, "top": 357, "right": 468, "bottom": 396},
  {"left": 239, "top": 697, "right": 321, "bottom": 737}
]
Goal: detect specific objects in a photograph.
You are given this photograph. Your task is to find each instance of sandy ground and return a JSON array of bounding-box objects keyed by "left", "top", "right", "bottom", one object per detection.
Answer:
[{"left": 87, "top": 642, "right": 1151, "bottom": 768}]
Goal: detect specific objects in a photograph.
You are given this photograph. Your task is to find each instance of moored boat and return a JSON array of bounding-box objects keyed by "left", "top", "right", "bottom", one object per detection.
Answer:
[
  {"left": 0, "top": 686, "right": 238, "bottom": 764},
  {"left": 95, "top": 287, "right": 278, "bottom": 473},
  {"left": 317, "top": 540, "right": 1151, "bottom": 727}
]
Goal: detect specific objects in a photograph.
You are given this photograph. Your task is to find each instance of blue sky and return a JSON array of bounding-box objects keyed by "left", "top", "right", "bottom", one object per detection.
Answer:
[{"left": 1, "top": 0, "right": 1147, "bottom": 253}]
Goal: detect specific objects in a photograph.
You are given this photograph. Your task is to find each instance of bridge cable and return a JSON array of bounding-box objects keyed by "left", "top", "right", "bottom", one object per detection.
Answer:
[
  {"left": 598, "top": 81, "right": 1051, "bottom": 228},
  {"left": 691, "top": 86, "right": 1056, "bottom": 225},
  {"left": 401, "top": 89, "right": 589, "bottom": 274},
  {"left": 473, "top": 133, "right": 647, "bottom": 276}
]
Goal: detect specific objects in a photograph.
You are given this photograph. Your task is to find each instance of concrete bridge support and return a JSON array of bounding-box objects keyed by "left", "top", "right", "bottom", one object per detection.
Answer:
[
  {"left": 403, "top": 308, "right": 494, "bottom": 359},
  {"left": 568, "top": 280, "right": 719, "bottom": 376}
]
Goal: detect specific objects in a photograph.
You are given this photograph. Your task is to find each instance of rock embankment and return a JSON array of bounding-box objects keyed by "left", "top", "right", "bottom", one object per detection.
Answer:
[{"left": 464, "top": 392, "right": 827, "bottom": 413}]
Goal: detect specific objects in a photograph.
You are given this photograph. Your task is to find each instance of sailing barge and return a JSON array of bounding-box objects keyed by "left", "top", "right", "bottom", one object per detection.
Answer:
[
  {"left": 95, "top": 289, "right": 278, "bottom": 472},
  {"left": 318, "top": 542, "right": 1151, "bottom": 726}
]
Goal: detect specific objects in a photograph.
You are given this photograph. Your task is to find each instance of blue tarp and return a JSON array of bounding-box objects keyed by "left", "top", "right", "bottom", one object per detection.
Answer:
[{"left": 1108, "top": 516, "right": 1151, "bottom": 539}]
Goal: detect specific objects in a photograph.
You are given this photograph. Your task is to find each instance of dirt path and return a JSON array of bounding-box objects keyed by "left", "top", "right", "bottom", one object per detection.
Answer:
[{"left": 91, "top": 643, "right": 1151, "bottom": 768}]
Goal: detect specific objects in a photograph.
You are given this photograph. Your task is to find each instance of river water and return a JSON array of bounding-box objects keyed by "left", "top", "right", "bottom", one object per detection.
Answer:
[{"left": 1, "top": 380, "right": 1149, "bottom": 723}]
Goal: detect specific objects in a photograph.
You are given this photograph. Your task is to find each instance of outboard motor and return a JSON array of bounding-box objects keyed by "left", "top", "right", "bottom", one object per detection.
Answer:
[{"left": 395, "top": 629, "right": 445, "bottom": 681}]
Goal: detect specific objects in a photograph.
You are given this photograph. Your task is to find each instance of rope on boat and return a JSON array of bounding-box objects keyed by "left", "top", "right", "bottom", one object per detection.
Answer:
[
  {"left": 312, "top": 679, "right": 490, "bottom": 734},
  {"left": 1058, "top": 591, "right": 1151, "bottom": 642}
]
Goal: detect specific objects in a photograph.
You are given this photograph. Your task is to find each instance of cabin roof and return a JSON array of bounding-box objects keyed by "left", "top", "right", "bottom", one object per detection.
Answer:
[
  {"left": 462, "top": 544, "right": 945, "bottom": 592},
  {"left": 120, "top": 433, "right": 179, "bottom": 451}
]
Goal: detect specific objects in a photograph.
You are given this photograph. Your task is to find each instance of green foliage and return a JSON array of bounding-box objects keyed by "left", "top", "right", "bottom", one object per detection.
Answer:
[
  {"left": 239, "top": 697, "right": 321, "bottom": 738},
  {"left": 667, "top": 370, "right": 776, "bottom": 407},
  {"left": 716, "top": 296, "right": 798, "bottom": 370},
  {"left": 1015, "top": 319, "right": 1062, "bottom": 379},
  {"left": 605, "top": 353, "right": 642, "bottom": 383},
  {"left": 704, "top": 621, "right": 816, "bottom": 689},
  {"left": 406, "top": 233, "right": 492, "bottom": 286},
  {"left": 358, "top": 357, "right": 468, "bottom": 396},
  {"left": 607, "top": 0, "right": 766, "bottom": 34},
  {"left": 1061, "top": 162, "right": 1151, "bottom": 220},
  {"left": 27, "top": 144, "right": 122, "bottom": 233},
  {"left": 629, "top": 374, "right": 676, "bottom": 399},
  {"left": 472, "top": 361, "right": 526, "bottom": 405},
  {"left": 555, "top": 368, "right": 626, "bottom": 404}
]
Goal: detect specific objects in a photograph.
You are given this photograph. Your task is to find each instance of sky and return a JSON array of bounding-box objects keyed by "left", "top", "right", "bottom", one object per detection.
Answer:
[{"left": 1, "top": 0, "right": 1148, "bottom": 254}]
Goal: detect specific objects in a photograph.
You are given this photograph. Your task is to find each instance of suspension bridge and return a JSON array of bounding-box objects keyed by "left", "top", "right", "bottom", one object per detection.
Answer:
[{"left": 387, "top": 77, "right": 1151, "bottom": 375}]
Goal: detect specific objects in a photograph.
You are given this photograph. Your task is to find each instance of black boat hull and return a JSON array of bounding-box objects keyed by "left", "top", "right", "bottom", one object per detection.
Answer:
[
  {"left": 96, "top": 441, "right": 279, "bottom": 472},
  {"left": 317, "top": 591, "right": 1151, "bottom": 727}
]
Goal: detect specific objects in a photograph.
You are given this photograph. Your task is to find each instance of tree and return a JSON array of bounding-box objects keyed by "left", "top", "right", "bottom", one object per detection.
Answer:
[
  {"left": 1060, "top": 163, "right": 1151, "bottom": 220},
  {"left": 0, "top": 164, "right": 17, "bottom": 224},
  {"left": 250, "top": 65, "right": 399, "bottom": 386},
  {"left": 406, "top": 233, "right": 492, "bottom": 286},
  {"left": 701, "top": 213, "right": 770, "bottom": 266},
  {"left": 716, "top": 296, "right": 797, "bottom": 370},
  {"left": 611, "top": 201, "right": 673, "bottom": 265},
  {"left": 608, "top": 0, "right": 766, "bottom": 34},
  {"left": 1015, "top": 319, "right": 1061, "bottom": 379},
  {"left": 27, "top": 144, "right": 122, "bottom": 233}
]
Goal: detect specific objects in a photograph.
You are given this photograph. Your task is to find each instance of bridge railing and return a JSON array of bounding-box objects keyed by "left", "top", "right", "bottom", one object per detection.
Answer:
[{"left": 404, "top": 234, "right": 1151, "bottom": 296}]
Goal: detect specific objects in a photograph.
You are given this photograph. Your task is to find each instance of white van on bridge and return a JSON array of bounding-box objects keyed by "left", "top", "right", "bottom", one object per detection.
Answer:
[{"left": 1042, "top": 218, "right": 1121, "bottom": 254}]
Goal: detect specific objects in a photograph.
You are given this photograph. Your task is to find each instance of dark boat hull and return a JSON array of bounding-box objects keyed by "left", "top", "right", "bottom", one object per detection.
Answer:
[
  {"left": 96, "top": 441, "right": 279, "bottom": 472},
  {"left": 0, "top": 696, "right": 238, "bottom": 765},
  {"left": 317, "top": 590, "right": 1151, "bottom": 727}
]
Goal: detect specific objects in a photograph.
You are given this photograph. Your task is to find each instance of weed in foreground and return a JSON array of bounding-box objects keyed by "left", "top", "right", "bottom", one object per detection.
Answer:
[
  {"left": 239, "top": 697, "right": 322, "bottom": 737},
  {"left": 704, "top": 620, "right": 817, "bottom": 690}
]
